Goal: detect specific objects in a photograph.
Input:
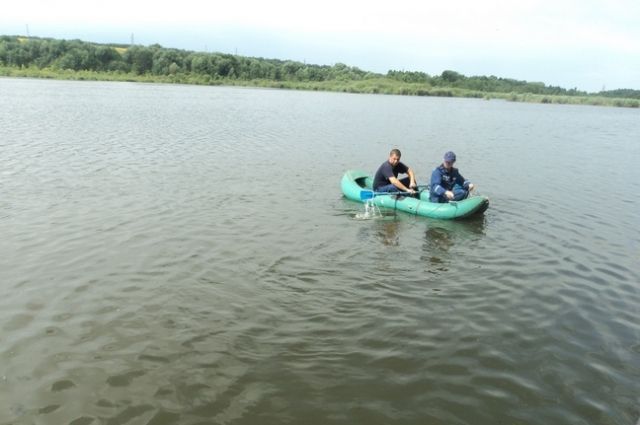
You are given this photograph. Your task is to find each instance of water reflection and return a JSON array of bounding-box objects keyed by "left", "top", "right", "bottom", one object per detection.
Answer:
[
  {"left": 422, "top": 216, "right": 486, "bottom": 270},
  {"left": 374, "top": 218, "right": 401, "bottom": 246}
]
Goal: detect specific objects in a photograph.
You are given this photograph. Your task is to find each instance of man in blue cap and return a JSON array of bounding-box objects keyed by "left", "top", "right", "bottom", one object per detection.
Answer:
[{"left": 429, "top": 151, "right": 475, "bottom": 203}]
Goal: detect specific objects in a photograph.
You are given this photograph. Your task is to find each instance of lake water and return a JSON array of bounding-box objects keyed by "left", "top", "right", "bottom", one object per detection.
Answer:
[{"left": 1, "top": 77, "right": 639, "bottom": 425}]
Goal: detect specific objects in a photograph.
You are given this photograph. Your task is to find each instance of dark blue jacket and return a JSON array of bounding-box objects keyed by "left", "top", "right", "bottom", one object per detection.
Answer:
[{"left": 430, "top": 164, "right": 470, "bottom": 202}]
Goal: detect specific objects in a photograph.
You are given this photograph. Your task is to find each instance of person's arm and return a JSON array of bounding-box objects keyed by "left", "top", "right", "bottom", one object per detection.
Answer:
[
  {"left": 406, "top": 167, "right": 417, "bottom": 189},
  {"left": 389, "top": 162, "right": 415, "bottom": 192},
  {"left": 431, "top": 168, "right": 451, "bottom": 199},
  {"left": 456, "top": 170, "right": 474, "bottom": 192},
  {"left": 389, "top": 176, "right": 414, "bottom": 193}
]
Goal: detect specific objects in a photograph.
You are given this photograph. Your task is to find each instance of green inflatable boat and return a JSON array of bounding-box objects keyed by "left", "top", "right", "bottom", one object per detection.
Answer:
[{"left": 341, "top": 169, "right": 489, "bottom": 220}]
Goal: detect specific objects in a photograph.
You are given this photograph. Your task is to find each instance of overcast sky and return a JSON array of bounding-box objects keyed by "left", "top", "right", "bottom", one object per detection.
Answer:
[{"left": 2, "top": 0, "right": 639, "bottom": 92}]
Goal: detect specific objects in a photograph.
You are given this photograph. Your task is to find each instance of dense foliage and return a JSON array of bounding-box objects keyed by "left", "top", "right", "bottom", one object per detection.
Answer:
[
  {"left": 596, "top": 88, "right": 640, "bottom": 99},
  {"left": 387, "top": 69, "right": 587, "bottom": 96},
  {"left": 1, "top": 35, "right": 639, "bottom": 104},
  {"left": 0, "top": 35, "right": 373, "bottom": 82}
]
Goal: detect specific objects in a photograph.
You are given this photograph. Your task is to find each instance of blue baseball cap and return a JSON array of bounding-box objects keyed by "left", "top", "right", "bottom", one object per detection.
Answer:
[{"left": 444, "top": 151, "right": 456, "bottom": 162}]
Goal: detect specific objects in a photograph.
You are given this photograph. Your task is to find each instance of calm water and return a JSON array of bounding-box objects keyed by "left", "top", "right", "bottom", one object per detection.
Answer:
[{"left": 1, "top": 78, "right": 639, "bottom": 425}]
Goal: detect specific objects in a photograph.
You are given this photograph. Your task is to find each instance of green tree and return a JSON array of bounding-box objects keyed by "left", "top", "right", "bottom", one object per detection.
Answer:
[
  {"left": 95, "top": 46, "right": 120, "bottom": 70},
  {"left": 55, "top": 48, "right": 86, "bottom": 70},
  {"left": 441, "top": 70, "right": 463, "bottom": 83},
  {"left": 123, "top": 46, "right": 153, "bottom": 74}
]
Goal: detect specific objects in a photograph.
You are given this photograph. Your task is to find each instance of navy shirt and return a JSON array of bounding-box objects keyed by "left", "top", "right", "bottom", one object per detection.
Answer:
[{"left": 373, "top": 161, "right": 409, "bottom": 190}]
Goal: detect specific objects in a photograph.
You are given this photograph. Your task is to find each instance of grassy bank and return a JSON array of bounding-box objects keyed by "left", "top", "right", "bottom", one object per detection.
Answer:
[{"left": 2, "top": 65, "right": 638, "bottom": 108}]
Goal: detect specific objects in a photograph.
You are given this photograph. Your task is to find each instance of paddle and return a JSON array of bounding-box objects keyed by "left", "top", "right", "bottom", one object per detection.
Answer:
[
  {"left": 359, "top": 190, "right": 414, "bottom": 201},
  {"left": 360, "top": 189, "right": 460, "bottom": 205}
]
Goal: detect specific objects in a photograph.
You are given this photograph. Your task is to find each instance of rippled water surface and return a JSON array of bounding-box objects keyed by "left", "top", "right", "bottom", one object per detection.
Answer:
[{"left": 1, "top": 78, "right": 639, "bottom": 425}]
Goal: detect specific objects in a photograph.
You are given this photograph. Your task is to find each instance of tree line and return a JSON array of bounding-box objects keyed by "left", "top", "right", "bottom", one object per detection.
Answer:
[
  {"left": 387, "top": 70, "right": 586, "bottom": 96},
  {"left": 1, "top": 35, "right": 639, "bottom": 99},
  {"left": 0, "top": 35, "right": 372, "bottom": 82}
]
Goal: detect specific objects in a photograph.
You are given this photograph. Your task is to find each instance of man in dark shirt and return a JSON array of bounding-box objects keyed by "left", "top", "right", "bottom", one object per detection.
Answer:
[
  {"left": 430, "top": 151, "right": 475, "bottom": 203},
  {"left": 373, "top": 149, "right": 417, "bottom": 194}
]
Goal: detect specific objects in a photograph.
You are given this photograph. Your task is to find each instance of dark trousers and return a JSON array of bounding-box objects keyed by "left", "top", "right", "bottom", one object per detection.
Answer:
[
  {"left": 430, "top": 185, "right": 468, "bottom": 203},
  {"left": 374, "top": 177, "right": 411, "bottom": 192}
]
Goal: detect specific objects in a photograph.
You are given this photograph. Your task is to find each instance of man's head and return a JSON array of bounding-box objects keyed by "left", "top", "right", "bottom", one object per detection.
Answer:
[
  {"left": 443, "top": 151, "right": 456, "bottom": 170},
  {"left": 388, "top": 148, "right": 402, "bottom": 166}
]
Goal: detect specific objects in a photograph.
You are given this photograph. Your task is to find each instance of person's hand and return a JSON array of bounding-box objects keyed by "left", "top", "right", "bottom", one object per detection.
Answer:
[
  {"left": 468, "top": 184, "right": 475, "bottom": 192},
  {"left": 445, "top": 190, "right": 454, "bottom": 200},
  {"left": 409, "top": 182, "right": 417, "bottom": 190}
]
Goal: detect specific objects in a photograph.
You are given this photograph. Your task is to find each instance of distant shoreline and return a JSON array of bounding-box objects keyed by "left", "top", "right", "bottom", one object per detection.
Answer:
[
  {"left": 1, "top": 34, "right": 639, "bottom": 108},
  {"left": 3, "top": 66, "right": 638, "bottom": 109}
]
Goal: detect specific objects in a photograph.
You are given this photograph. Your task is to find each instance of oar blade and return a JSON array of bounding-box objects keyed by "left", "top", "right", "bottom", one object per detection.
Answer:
[{"left": 359, "top": 190, "right": 375, "bottom": 200}]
